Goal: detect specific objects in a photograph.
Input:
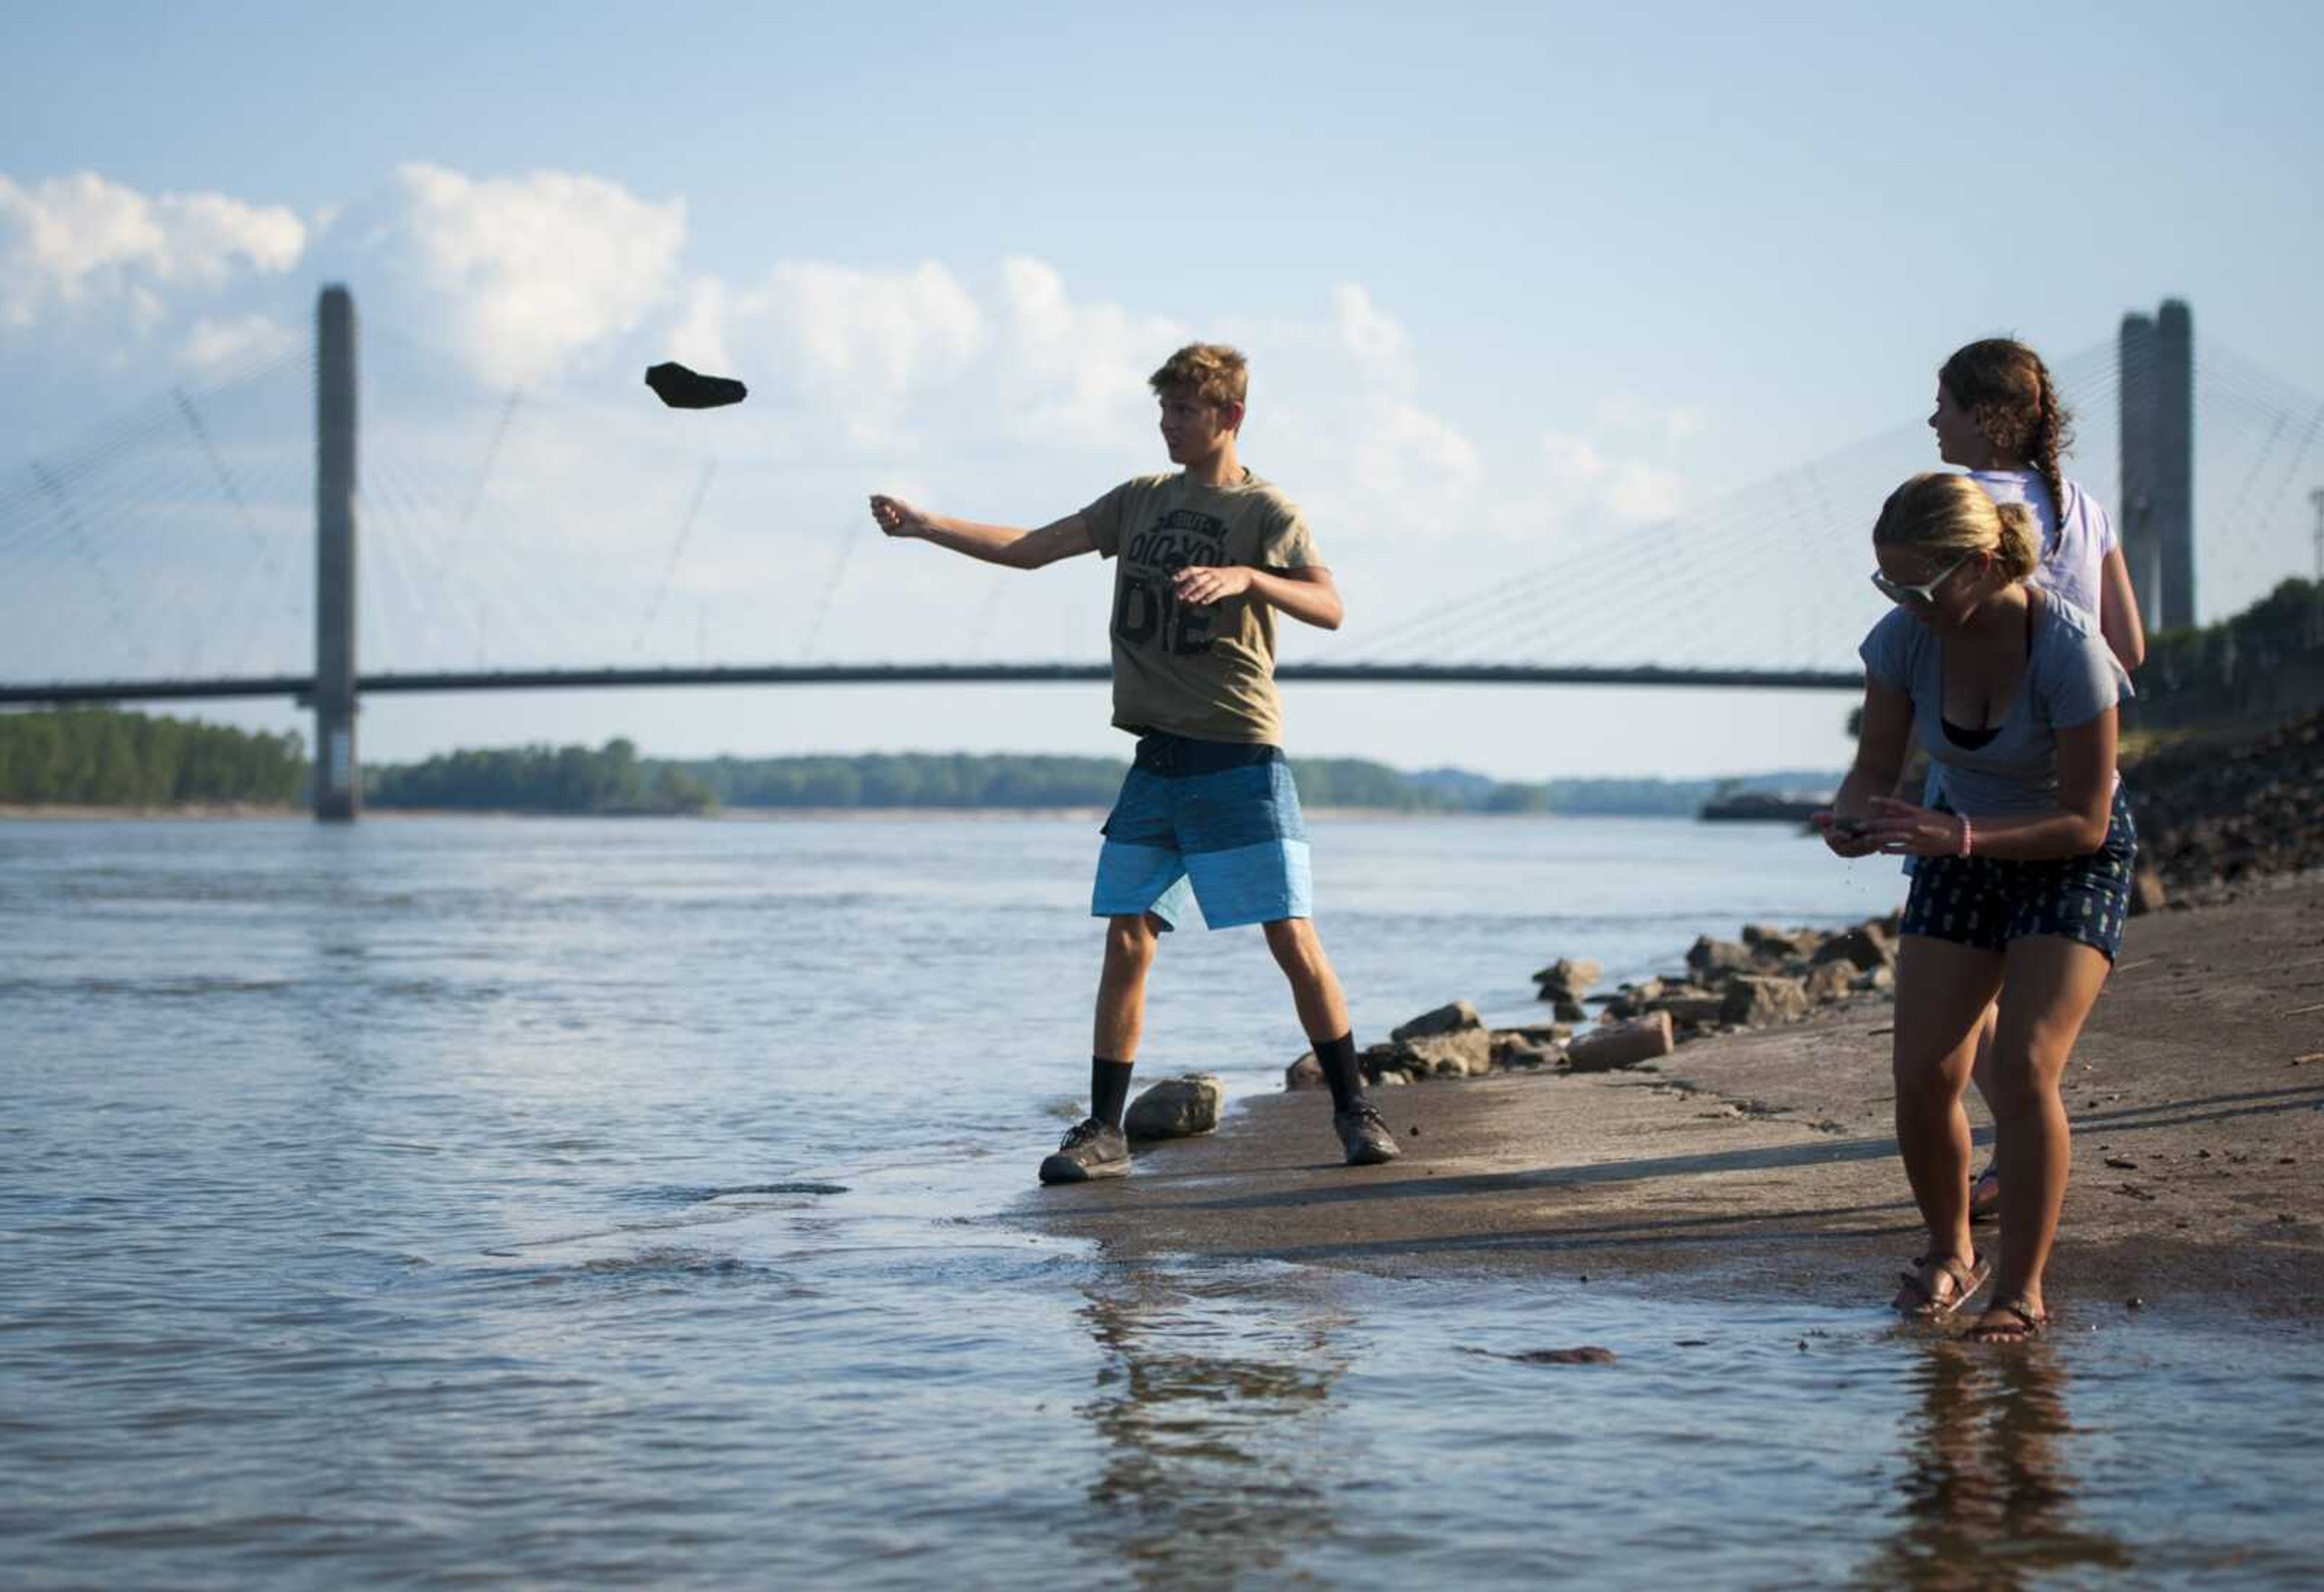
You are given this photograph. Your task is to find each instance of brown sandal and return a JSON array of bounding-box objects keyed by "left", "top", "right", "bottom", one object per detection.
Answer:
[
  {"left": 1964, "top": 1298, "right": 2048, "bottom": 1343},
  {"left": 1892, "top": 1252, "right": 1989, "bottom": 1319}
]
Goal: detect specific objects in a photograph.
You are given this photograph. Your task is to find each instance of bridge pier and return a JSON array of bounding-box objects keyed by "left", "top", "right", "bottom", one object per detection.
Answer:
[
  {"left": 2119, "top": 298, "right": 2195, "bottom": 634},
  {"left": 313, "top": 286, "right": 360, "bottom": 821}
]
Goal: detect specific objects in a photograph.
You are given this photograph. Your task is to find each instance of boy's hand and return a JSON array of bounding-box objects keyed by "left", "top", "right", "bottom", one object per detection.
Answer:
[
  {"left": 1172, "top": 564, "right": 1252, "bottom": 605},
  {"left": 869, "top": 495, "right": 928, "bottom": 539}
]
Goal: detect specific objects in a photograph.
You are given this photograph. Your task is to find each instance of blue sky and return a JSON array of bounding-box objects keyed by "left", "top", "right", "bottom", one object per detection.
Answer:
[{"left": 4, "top": 1, "right": 2320, "bottom": 777}]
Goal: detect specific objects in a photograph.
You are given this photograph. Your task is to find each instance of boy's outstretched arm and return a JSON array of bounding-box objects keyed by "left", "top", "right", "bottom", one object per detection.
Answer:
[
  {"left": 868, "top": 495, "right": 1095, "bottom": 569},
  {"left": 1171, "top": 564, "right": 1343, "bottom": 631}
]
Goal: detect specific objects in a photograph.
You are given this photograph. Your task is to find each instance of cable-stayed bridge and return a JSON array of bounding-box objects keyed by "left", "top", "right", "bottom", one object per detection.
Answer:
[{"left": 3, "top": 288, "right": 2319, "bottom": 818}]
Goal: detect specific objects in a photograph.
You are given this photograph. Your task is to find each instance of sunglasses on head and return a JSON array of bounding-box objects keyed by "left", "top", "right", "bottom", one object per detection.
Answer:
[{"left": 1870, "top": 551, "right": 1974, "bottom": 608}]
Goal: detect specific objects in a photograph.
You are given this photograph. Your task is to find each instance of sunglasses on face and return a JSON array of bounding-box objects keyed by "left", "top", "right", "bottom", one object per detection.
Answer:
[{"left": 1870, "top": 551, "right": 1974, "bottom": 608}]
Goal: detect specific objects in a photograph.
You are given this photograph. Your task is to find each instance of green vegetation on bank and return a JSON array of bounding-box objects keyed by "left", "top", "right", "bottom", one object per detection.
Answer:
[
  {"left": 0, "top": 707, "right": 1840, "bottom": 817},
  {"left": 2135, "top": 577, "right": 2324, "bottom": 729},
  {"left": 660, "top": 752, "right": 1529, "bottom": 812},
  {"left": 368, "top": 738, "right": 712, "bottom": 814},
  {"left": 0, "top": 707, "right": 305, "bottom": 806},
  {"left": 528, "top": 749, "right": 1833, "bottom": 816}
]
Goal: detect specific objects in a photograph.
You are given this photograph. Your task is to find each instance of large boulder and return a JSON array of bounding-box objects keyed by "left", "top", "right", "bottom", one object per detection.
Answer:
[
  {"left": 1501, "top": 1021, "right": 1572, "bottom": 1044},
  {"left": 1743, "top": 924, "right": 1820, "bottom": 962},
  {"left": 1805, "top": 960, "right": 1857, "bottom": 1004},
  {"left": 1125, "top": 1073, "right": 1225, "bottom": 1140},
  {"left": 1387, "top": 1001, "right": 1492, "bottom": 1077},
  {"left": 1643, "top": 987, "right": 1725, "bottom": 1027},
  {"left": 2128, "top": 867, "right": 2168, "bottom": 916},
  {"left": 1565, "top": 1011, "right": 1675, "bottom": 1073},
  {"left": 1492, "top": 1031, "right": 1565, "bottom": 1069},
  {"left": 1398, "top": 1028, "right": 1495, "bottom": 1078},
  {"left": 1285, "top": 1051, "right": 1325, "bottom": 1091},
  {"left": 1600, "top": 978, "right": 1666, "bottom": 1021},
  {"left": 1532, "top": 958, "right": 1602, "bottom": 1004},
  {"left": 1813, "top": 923, "right": 1895, "bottom": 972},
  {"left": 1391, "top": 1001, "right": 1485, "bottom": 1042},
  {"left": 1686, "top": 936, "right": 1754, "bottom": 979},
  {"left": 1721, "top": 975, "right": 1811, "bottom": 1027}
]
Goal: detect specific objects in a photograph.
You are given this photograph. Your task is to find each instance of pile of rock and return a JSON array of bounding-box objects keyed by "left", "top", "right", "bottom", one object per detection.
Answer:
[
  {"left": 1286, "top": 1000, "right": 1570, "bottom": 1091},
  {"left": 1284, "top": 910, "right": 1909, "bottom": 1093},
  {"left": 1589, "top": 915, "right": 1900, "bottom": 1045},
  {"left": 2128, "top": 707, "right": 2324, "bottom": 892},
  {"left": 1284, "top": 998, "right": 1681, "bottom": 1091}
]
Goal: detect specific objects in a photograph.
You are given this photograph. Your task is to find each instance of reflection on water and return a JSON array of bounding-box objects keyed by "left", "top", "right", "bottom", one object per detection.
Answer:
[
  {"left": 1866, "top": 1344, "right": 2131, "bottom": 1591},
  {"left": 1078, "top": 1267, "right": 1351, "bottom": 1586}
]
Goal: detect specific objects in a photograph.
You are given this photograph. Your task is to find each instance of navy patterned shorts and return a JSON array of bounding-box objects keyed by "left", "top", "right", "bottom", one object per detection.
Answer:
[{"left": 1900, "top": 786, "right": 2136, "bottom": 962}]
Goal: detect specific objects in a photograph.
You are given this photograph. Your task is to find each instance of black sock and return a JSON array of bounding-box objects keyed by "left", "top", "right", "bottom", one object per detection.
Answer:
[
  {"left": 1091, "top": 1057, "right": 1134, "bottom": 1130},
  {"left": 1313, "top": 1032, "right": 1364, "bottom": 1114}
]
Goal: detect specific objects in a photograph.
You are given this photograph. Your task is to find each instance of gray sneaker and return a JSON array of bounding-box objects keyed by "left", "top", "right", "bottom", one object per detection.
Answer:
[
  {"left": 1039, "top": 1117, "right": 1130, "bottom": 1185},
  {"left": 1334, "top": 1100, "right": 1400, "bottom": 1165}
]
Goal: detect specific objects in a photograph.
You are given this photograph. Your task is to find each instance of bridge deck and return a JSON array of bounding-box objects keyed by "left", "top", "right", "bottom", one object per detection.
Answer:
[{"left": 0, "top": 662, "right": 1864, "bottom": 706}]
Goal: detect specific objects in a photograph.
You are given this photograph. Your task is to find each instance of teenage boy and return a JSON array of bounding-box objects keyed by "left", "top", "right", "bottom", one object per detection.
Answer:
[{"left": 867, "top": 342, "right": 1399, "bottom": 1183}]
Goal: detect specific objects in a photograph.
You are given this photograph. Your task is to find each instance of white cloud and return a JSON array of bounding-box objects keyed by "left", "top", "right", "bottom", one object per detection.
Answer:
[
  {"left": 1535, "top": 427, "right": 1686, "bottom": 527},
  {"left": 670, "top": 257, "right": 985, "bottom": 449},
  {"left": 177, "top": 312, "right": 297, "bottom": 372},
  {"left": 393, "top": 162, "right": 686, "bottom": 386},
  {"left": 993, "top": 257, "right": 1181, "bottom": 449},
  {"left": 1348, "top": 399, "right": 1482, "bottom": 502},
  {"left": 0, "top": 171, "right": 305, "bottom": 329},
  {"left": 1333, "top": 282, "right": 1413, "bottom": 387},
  {"left": 1595, "top": 393, "right": 1705, "bottom": 452}
]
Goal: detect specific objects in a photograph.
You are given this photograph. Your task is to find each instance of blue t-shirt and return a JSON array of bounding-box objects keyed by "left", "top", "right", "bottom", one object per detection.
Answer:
[{"left": 1860, "top": 590, "right": 2132, "bottom": 818}]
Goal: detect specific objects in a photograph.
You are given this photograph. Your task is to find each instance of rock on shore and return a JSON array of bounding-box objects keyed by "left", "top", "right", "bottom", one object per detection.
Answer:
[
  {"left": 1291, "top": 910, "right": 1906, "bottom": 1092},
  {"left": 1125, "top": 1074, "right": 1224, "bottom": 1140},
  {"left": 2129, "top": 708, "right": 2324, "bottom": 889}
]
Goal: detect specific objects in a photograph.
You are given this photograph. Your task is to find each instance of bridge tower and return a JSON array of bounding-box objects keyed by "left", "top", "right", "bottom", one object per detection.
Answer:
[
  {"left": 2119, "top": 298, "right": 2196, "bottom": 633},
  {"left": 313, "top": 286, "right": 360, "bottom": 821}
]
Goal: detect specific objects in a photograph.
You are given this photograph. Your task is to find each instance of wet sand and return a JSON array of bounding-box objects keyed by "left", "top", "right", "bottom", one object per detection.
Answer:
[{"left": 1022, "top": 870, "right": 2324, "bottom": 1324}]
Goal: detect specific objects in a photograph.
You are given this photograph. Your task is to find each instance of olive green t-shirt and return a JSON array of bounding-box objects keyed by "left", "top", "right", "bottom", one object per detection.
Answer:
[{"left": 1082, "top": 470, "right": 1321, "bottom": 745}]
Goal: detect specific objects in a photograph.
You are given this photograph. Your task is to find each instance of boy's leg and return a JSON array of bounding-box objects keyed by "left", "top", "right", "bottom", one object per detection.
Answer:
[
  {"left": 1263, "top": 916, "right": 1397, "bottom": 1165},
  {"left": 1261, "top": 915, "right": 1349, "bottom": 1057},
  {"left": 1054, "top": 776, "right": 1191, "bottom": 1186},
  {"left": 1091, "top": 911, "right": 1167, "bottom": 1122},
  {"left": 1041, "top": 913, "right": 1169, "bottom": 1187}
]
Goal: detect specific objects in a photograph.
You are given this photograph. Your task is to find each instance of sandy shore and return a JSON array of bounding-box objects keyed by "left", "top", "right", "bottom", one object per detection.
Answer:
[{"left": 1019, "top": 870, "right": 2324, "bottom": 1324}]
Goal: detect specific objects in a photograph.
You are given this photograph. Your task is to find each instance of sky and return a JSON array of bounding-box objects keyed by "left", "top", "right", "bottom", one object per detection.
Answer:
[{"left": 4, "top": 1, "right": 2320, "bottom": 780}]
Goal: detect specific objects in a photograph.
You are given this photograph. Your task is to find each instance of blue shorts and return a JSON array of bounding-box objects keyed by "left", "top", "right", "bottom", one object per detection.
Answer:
[
  {"left": 1091, "top": 734, "right": 1312, "bottom": 932},
  {"left": 1900, "top": 787, "right": 2137, "bottom": 962}
]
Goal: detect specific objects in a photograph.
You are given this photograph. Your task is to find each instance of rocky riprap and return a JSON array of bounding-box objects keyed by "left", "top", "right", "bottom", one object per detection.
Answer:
[
  {"left": 2127, "top": 708, "right": 2324, "bottom": 892},
  {"left": 1286, "top": 913, "right": 1903, "bottom": 1091}
]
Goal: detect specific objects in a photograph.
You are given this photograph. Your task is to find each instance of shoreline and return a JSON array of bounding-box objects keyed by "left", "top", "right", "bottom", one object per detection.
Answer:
[
  {"left": 1016, "top": 869, "right": 2324, "bottom": 1326},
  {"left": 0, "top": 803, "right": 1597, "bottom": 823}
]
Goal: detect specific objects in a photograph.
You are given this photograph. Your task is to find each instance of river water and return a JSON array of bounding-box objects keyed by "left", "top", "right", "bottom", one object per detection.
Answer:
[{"left": 3, "top": 815, "right": 2318, "bottom": 1589}]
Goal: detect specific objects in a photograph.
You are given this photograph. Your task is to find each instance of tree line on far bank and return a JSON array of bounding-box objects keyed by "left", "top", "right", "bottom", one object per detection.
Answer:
[
  {"left": 0, "top": 708, "right": 304, "bottom": 805},
  {"left": 0, "top": 709, "right": 1842, "bottom": 816}
]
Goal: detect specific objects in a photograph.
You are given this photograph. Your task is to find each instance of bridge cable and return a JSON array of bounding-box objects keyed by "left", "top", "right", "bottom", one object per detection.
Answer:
[
  {"left": 798, "top": 513, "right": 864, "bottom": 661},
  {"left": 635, "top": 459, "right": 717, "bottom": 656}
]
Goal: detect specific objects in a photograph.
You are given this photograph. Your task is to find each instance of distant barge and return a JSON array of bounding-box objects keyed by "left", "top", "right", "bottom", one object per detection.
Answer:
[{"left": 1698, "top": 790, "right": 1830, "bottom": 823}]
